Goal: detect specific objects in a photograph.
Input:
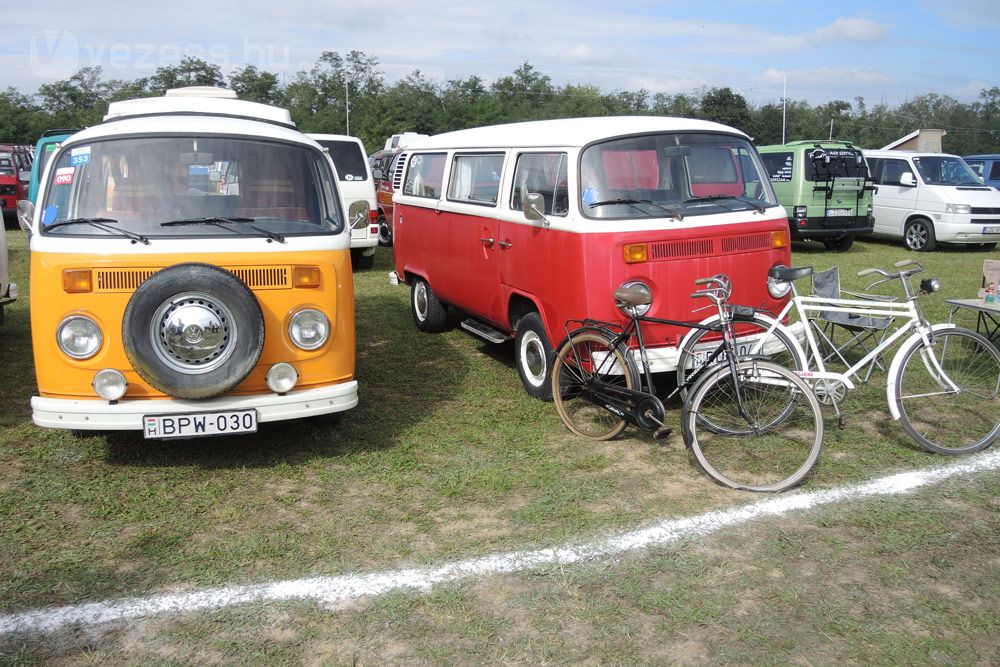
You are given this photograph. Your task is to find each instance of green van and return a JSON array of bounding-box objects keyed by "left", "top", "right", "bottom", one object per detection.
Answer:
[{"left": 758, "top": 140, "right": 874, "bottom": 251}]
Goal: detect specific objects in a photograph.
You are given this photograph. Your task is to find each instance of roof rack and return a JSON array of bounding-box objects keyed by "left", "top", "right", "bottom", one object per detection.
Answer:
[{"left": 103, "top": 87, "right": 295, "bottom": 127}]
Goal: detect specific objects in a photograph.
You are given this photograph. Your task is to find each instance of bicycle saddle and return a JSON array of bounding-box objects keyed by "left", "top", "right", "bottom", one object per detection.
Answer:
[
  {"left": 769, "top": 266, "right": 813, "bottom": 282},
  {"left": 614, "top": 285, "right": 652, "bottom": 307}
]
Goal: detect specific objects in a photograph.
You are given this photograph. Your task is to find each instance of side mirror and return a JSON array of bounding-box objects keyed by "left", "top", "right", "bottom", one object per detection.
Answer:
[
  {"left": 16, "top": 199, "right": 34, "bottom": 232},
  {"left": 899, "top": 172, "right": 917, "bottom": 187},
  {"left": 373, "top": 168, "right": 383, "bottom": 180},
  {"left": 522, "top": 192, "right": 549, "bottom": 226},
  {"left": 19, "top": 170, "right": 30, "bottom": 183},
  {"left": 348, "top": 200, "right": 370, "bottom": 230}
]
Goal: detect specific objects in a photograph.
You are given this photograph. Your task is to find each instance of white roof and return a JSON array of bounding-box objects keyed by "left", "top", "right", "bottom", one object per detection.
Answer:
[
  {"left": 66, "top": 114, "right": 316, "bottom": 148},
  {"left": 307, "top": 133, "right": 365, "bottom": 146},
  {"left": 104, "top": 87, "right": 294, "bottom": 127},
  {"left": 407, "top": 116, "right": 748, "bottom": 151}
]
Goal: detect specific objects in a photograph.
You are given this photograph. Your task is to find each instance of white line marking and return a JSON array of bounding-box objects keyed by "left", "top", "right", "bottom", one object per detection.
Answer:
[{"left": 3, "top": 451, "right": 999, "bottom": 635}]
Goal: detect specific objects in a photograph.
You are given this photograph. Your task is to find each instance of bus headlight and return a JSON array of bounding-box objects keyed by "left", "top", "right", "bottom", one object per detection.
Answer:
[
  {"left": 57, "top": 315, "right": 103, "bottom": 359},
  {"left": 288, "top": 308, "right": 330, "bottom": 350},
  {"left": 93, "top": 369, "right": 127, "bottom": 401},
  {"left": 767, "top": 265, "right": 791, "bottom": 299}
]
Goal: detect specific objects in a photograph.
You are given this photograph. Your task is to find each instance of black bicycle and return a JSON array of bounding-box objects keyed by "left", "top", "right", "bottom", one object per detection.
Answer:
[{"left": 551, "top": 276, "right": 824, "bottom": 492}]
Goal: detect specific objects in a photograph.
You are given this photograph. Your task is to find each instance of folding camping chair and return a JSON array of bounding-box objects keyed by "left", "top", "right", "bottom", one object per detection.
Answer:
[{"left": 810, "top": 267, "right": 897, "bottom": 382}]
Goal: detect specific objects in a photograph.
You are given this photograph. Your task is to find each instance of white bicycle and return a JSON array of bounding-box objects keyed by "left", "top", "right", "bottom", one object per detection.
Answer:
[{"left": 677, "top": 259, "right": 1000, "bottom": 455}]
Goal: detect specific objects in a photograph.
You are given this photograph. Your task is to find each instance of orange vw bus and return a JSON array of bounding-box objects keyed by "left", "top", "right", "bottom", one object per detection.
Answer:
[{"left": 20, "top": 87, "right": 358, "bottom": 438}]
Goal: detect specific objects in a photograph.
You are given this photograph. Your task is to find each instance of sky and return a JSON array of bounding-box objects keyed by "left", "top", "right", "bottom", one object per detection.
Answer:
[{"left": 3, "top": 0, "right": 999, "bottom": 106}]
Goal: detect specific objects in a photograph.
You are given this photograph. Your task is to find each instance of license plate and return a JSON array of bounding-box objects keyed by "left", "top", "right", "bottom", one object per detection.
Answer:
[
  {"left": 143, "top": 409, "right": 258, "bottom": 439},
  {"left": 826, "top": 208, "right": 851, "bottom": 217},
  {"left": 985, "top": 226, "right": 1000, "bottom": 234}
]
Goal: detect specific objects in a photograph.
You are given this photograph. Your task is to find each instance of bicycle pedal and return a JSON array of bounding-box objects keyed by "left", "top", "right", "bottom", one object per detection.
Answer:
[
  {"left": 653, "top": 426, "right": 673, "bottom": 440},
  {"left": 837, "top": 416, "right": 847, "bottom": 430}
]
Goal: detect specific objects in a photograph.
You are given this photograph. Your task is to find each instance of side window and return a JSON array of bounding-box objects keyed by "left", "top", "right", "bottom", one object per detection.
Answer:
[
  {"left": 510, "top": 152, "right": 569, "bottom": 216},
  {"left": 760, "top": 152, "right": 793, "bottom": 182},
  {"left": 989, "top": 162, "right": 1000, "bottom": 180},
  {"left": 966, "top": 160, "right": 985, "bottom": 178},
  {"left": 878, "top": 159, "right": 910, "bottom": 185},
  {"left": 403, "top": 153, "right": 447, "bottom": 198},
  {"left": 447, "top": 153, "right": 504, "bottom": 205}
]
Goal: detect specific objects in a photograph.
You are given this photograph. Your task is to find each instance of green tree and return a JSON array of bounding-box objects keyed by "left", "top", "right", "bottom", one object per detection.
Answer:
[
  {"left": 148, "top": 57, "right": 225, "bottom": 93},
  {"left": 229, "top": 65, "right": 283, "bottom": 105}
]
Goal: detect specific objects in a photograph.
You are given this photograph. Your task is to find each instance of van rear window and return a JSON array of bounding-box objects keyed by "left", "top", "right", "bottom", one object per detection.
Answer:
[
  {"left": 315, "top": 139, "right": 368, "bottom": 182},
  {"left": 805, "top": 147, "right": 867, "bottom": 181}
]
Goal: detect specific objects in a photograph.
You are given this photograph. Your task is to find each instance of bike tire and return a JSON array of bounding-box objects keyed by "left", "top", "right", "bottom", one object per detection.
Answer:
[
  {"left": 552, "top": 330, "right": 637, "bottom": 440},
  {"left": 894, "top": 327, "right": 1000, "bottom": 454},
  {"left": 684, "top": 360, "right": 824, "bottom": 492}
]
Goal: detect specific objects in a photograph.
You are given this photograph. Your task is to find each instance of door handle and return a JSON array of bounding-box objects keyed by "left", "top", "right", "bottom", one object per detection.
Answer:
[
  {"left": 480, "top": 237, "right": 495, "bottom": 246},
  {"left": 498, "top": 240, "right": 512, "bottom": 249}
]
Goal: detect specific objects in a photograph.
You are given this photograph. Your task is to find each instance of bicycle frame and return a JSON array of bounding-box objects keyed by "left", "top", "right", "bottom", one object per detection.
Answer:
[{"left": 759, "top": 264, "right": 961, "bottom": 422}]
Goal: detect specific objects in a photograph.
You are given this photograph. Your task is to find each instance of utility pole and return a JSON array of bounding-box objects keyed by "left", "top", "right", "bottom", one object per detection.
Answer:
[
  {"left": 829, "top": 118, "right": 834, "bottom": 140},
  {"left": 781, "top": 75, "right": 787, "bottom": 144},
  {"left": 345, "top": 80, "right": 350, "bottom": 136}
]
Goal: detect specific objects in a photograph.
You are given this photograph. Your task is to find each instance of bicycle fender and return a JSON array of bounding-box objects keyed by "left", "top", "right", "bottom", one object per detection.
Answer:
[
  {"left": 675, "top": 312, "right": 809, "bottom": 370},
  {"left": 885, "top": 323, "right": 958, "bottom": 420}
]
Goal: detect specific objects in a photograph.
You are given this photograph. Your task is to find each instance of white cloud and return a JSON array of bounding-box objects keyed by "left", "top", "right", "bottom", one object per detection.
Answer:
[{"left": 761, "top": 66, "right": 894, "bottom": 87}]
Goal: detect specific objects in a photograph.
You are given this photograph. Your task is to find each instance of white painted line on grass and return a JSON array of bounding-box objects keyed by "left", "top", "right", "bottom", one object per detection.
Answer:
[{"left": 3, "top": 450, "right": 999, "bottom": 636}]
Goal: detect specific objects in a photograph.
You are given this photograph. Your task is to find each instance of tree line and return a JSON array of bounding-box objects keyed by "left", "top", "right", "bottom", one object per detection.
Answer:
[{"left": 2, "top": 50, "right": 999, "bottom": 157}]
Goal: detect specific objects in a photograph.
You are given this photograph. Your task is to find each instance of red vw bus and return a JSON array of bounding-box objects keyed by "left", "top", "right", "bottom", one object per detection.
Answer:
[{"left": 390, "top": 117, "right": 791, "bottom": 399}]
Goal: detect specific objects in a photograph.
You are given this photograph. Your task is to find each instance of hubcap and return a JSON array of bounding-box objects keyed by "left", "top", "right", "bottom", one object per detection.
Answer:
[
  {"left": 521, "top": 331, "right": 546, "bottom": 386},
  {"left": 907, "top": 225, "right": 927, "bottom": 249},
  {"left": 150, "top": 292, "right": 237, "bottom": 374},
  {"left": 414, "top": 283, "right": 428, "bottom": 321}
]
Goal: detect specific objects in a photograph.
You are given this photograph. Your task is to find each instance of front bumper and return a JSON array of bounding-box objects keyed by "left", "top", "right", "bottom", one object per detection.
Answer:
[
  {"left": 31, "top": 381, "right": 359, "bottom": 431},
  {"left": 789, "top": 215, "right": 874, "bottom": 239}
]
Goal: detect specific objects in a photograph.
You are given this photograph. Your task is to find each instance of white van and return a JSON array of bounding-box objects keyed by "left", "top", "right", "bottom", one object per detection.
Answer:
[
  {"left": 864, "top": 149, "right": 1000, "bottom": 251},
  {"left": 308, "top": 134, "right": 378, "bottom": 268},
  {"left": 0, "top": 222, "right": 15, "bottom": 324}
]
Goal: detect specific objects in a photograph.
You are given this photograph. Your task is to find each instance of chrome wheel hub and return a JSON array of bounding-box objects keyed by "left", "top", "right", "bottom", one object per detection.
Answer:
[{"left": 150, "top": 292, "right": 237, "bottom": 374}]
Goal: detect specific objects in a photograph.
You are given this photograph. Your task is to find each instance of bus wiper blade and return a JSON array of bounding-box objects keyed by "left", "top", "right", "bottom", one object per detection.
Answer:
[
  {"left": 684, "top": 195, "right": 766, "bottom": 214},
  {"left": 45, "top": 217, "right": 150, "bottom": 245},
  {"left": 589, "top": 198, "right": 683, "bottom": 220},
  {"left": 45, "top": 216, "right": 119, "bottom": 230},
  {"left": 161, "top": 216, "right": 285, "bottom": 243},
  {"left": 589, "top": 198, "right": 652, "bottom": 207}
]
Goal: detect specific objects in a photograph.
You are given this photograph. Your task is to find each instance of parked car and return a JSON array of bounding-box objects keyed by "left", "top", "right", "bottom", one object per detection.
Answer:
[
  {"left": 963, "top": 154, "right": 1000, "bottom": 191},
  {"left": 307, "top": 133, "right": 378, "bottom": 269},
  {"left": 20, "top": 86, "right": 358, "bottom": 437},
  {"left": 28, "top": 130, "right": 79, "bottom": 204},
  {"left": 864, "top": 150, "right": 1000, "bottom": 251},
  {"left": 391, "top": 117, "right": 791, "bottom": 399},
  {"left": 758, "top": 140, "right": 874, "bottom": 251},
  {"left": 369, "top": 132, "right": 428, "bottom": 246},
  {"left": 0, "top": 222, "right": 16, "bottom": 324}
]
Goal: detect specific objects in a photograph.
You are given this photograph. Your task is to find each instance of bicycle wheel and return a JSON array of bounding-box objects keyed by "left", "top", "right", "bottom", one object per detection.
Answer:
[
  {"left": 552, "top": 330, "right": 636, "bottom": 440},
  {"left": 676, "top": 315, "right": 803, "bottom": 396},
  {"left": 684, "top": 360, "right": 824, "bottom": 492},
  {"left": 894, "top": 328, "right": 1000, "bottom": 454}
]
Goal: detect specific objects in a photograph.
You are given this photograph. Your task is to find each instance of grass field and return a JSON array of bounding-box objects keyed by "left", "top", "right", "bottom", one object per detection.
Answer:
[{"left": 1, "top": 229, "right": 998, "bottom": 664}]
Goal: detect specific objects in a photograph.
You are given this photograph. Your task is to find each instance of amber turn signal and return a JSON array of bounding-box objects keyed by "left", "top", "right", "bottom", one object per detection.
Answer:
[
  {"left": 62, "top": 269, "right": 93, "bottom": 293},
  {"left": 292, "top": 266, "right": 321, "bottom": 288},
  {"left": 623, "top": 243, "right": 648, "bottom": 264},
  {"left": 771, "top": 230, "right": 789, "bottom": 249}
]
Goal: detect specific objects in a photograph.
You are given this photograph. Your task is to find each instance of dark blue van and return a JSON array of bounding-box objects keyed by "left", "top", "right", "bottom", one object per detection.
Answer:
[{"left": 964, "top": 154, "right": 1000, "bottom": 191}]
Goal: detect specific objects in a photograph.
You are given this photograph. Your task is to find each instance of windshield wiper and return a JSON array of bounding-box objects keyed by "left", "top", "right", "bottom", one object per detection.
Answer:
[
  {"left": 683, "top": 195, "right": 766, "bottom": 214},
  {"left": 44, "top": 217, "right": 150, "bottom": 245},
  {"left": 161, "top": 216, "right": 285, "bottom": 243},
  {"left": 589, "top": 198, "right": 683, "bottom": 220}
]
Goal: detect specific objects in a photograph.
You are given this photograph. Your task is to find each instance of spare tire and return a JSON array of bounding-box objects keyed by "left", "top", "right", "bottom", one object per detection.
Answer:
[{"left": 122, "top": 263, "right": 265, "bottom": 399}]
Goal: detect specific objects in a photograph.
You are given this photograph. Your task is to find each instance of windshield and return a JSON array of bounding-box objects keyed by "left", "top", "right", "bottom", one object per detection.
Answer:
[
  {"left": 39, "top": 136, "right": 342, "bottom": 238},
  {"left": 805, "top": 146, "right": 868, "bottom": 181},
  {"left": 913, "top": 156, "right": 983, "bottom": 186},
  {"left": 0, "top": 154, "right": 13, "bottom": 176},
  {"left": 579, "top": 132, "right": 777, "bottom": 219}
]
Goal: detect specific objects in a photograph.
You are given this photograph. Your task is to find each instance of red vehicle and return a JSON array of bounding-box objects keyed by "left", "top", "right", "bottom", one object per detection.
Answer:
[
  {"left": 390, "top": 117, "right": 792, "bottom": 399},
  {"left": 0, "top": 144, "right": 32, "bottom": 221},
  {"left": 369, "top": 132, "right": 427, "bottom": 246}
]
